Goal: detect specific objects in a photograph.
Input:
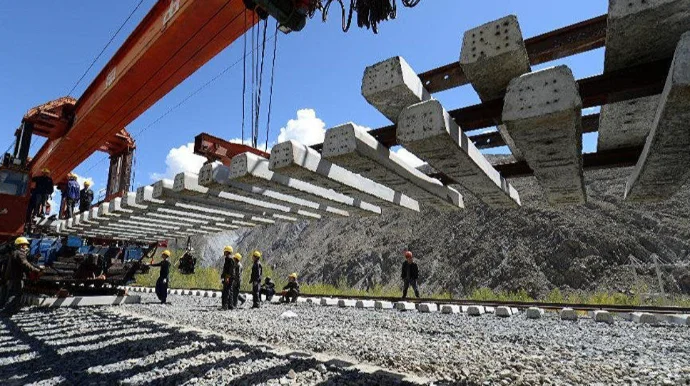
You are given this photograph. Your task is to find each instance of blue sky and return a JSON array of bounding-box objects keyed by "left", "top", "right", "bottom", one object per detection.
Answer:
[{"left": 0, "top": 0, "right": 606, "bottom": 202}]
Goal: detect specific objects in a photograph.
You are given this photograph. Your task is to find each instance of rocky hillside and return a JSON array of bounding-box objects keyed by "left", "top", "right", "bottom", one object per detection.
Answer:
[{"left": 187, "top": 160, "right": 690, "bottom": 298}]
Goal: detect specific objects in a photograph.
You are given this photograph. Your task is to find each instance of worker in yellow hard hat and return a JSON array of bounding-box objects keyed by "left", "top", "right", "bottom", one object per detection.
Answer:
[
  {"left": 231, "top": 253, "right": 246, "bottom": 309},
  {"left": 280, "top": 272, "right": 300, "bottom": 304},
  {"left": 220, "top": 246, "right": 234, "bottom": 310},
  {"left": 64, "top": 172, "right": 80, "bottom": 219},
  {"left": 0, "top": 237, "right": 43, "bottom": 315},
  {"left": 250, "top": 250, "right": 263, "bottom": 309},
  {"left": 79, "top": 180, "right": 94, "bottom": 213},
  {"left": 148, "top": 250, "right": 171, "bottom": 304}
]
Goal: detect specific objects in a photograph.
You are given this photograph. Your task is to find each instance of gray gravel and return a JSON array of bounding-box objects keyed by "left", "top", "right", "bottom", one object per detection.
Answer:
[
  {"left": 2, "top": 295, "right": 690, "bottom": 385},
  {"left": 0, "top": 303, "right": 424, "bottom": 386},
  {"left": 114, "top": 293, "right": 690, "bottom": 386}
]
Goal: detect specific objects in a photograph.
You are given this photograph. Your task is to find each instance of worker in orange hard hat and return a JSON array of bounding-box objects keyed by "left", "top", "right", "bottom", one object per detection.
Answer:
[
  {"left": 148, "top": 250, "right": 171, "bottom": 304},
  {"left": 26, "top": 167, "right": 54, "bottom": 228},
  {"left": 401, "top": 250, "right": 420, "bottom": 300},
  {"left": 0, "top": 237, "right": 44, "bottom": 316}
]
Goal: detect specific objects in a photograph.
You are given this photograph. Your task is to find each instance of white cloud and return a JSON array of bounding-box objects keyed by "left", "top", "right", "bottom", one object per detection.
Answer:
[
  {"left": 392, "top": 147, "right": 425, "bottom": 168},
  {"left": 276, "top": 109, "right": 326, "bottom": 146},
  {"left": 150, "top": 142, "right": 206, "bottom": 181}
]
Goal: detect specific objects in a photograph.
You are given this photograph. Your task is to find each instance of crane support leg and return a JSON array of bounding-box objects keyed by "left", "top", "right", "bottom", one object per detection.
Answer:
[{"left": 106, "top": 149, "right": 134, "bottom": 200}]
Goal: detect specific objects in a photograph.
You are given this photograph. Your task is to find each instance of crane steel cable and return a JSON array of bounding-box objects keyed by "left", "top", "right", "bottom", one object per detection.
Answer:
[
  {"left": 83, "top": 33, "right": 277, "bottom": 175},
  {"left": 241, "top": 10, "right": 248, "bottom": 146},
  {"left": 66, "top": 0, "right": 146, "bottom": 96},
  {"left": 253, "top": 19, "right": 269, "bottom": 149},
  {"left": 129, "top": 149, "right": 137, "bottom": 193},
  {"left": 250, "top": 13, "right": 257, "bottom": 148},
  {"left": 264, "top": 22, "right": 279, "bottom": 152},
  {"left": 4, "top": 139, "right": 16, "bottom": 156}
]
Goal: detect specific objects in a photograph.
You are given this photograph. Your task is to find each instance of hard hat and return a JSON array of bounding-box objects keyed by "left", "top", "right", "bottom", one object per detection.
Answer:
[
  {"left": 223, "top": 246, "right": 233, "bottom": 253},
  {"left": 41, "top": 168, "right": 50, "bottom": 174},
  {"left": 15, "top": 237, "right": 30, "bottom": 246},
  {"left": 162, "top": 250, "right": 171, "bottom": 257},
  {"left": 288, "top": 272, "right": 297, "bottom": 279},
  {"left": 84, "top": 180, "right": 92, "bottom": 186},
  {"left": 233, "top": 253, "right": 242, "bottom": 260},
  {"left": 252, "top": 250, "right": 262, "bottom": 258},
  {"left": 404, "top": 251, "right": 413, "bottom": 258}
]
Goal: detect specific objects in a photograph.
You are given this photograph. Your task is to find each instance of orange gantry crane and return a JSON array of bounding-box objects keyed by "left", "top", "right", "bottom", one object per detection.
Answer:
[{"left": 0, "top": 0, "right": 313, "bottom": 241}]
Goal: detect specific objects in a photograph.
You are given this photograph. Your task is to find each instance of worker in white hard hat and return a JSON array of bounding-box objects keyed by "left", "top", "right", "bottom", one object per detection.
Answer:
[{"left": 0, "top": 237, "right": 43, "bottom": 315}]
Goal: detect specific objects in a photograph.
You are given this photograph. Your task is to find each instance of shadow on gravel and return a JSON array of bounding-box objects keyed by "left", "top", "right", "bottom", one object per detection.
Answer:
[{"left": 0, "top": 309, "right": 446, "bottom": 385}]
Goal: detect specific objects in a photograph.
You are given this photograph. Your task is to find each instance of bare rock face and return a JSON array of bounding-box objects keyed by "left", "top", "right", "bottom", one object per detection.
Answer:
[{"left": 193, "top": 158, "right": 690, "bottom": 297}]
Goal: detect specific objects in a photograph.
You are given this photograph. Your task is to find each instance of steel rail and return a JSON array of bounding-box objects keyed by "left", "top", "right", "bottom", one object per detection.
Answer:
[{"left": 128, "top": 285, "right": 690, "bottom": 315}]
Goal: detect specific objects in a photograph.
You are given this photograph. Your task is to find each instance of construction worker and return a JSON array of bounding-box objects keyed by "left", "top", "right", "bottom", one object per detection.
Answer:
[
  {"left": 250, "top": 250, "right": 263, "bottom": 308},
  {"left": 220, "top": 246, "right": 234, "bottom": 310},
  {"left": 26, "top": 168, "right": 54, "bottom": 225},
  {"left": 0, "top": 237, "right": 43, "bottom": 316},
  {"left": 79, "top": 180, "right": 94, "bottom": 213},
  {"left": 231, "top": 253, "right": 243, "bottom": 309},
  {"left": 65, "top": 173, "right": 80, "bottom": 219},
  {"left": 280, "top": 273, "right": 300, "bottom": 303},
  {"left": 401, "top": 250, "right": 420, "bottom": 299},
  {"left": 149, "top": 250, "right": 171, "bottom": 304},
  {"left": 260, "top": 277, "right": 275, "bottom": 302}
]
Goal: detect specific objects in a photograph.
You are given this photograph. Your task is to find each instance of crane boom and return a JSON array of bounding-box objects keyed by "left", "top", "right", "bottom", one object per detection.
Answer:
[{"left": 30, "top": 0, "right": 259, "bottom": 182}]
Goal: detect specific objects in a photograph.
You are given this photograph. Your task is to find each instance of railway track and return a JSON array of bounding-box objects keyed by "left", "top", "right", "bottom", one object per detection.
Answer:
[{"left": 124, "top": 285, "right": 690, "bottom": 316}]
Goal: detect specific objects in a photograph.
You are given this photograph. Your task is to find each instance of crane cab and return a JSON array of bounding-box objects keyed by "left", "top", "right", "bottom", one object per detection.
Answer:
[{"left": 0, "top": 162, "right": 31, "bottom": 242}]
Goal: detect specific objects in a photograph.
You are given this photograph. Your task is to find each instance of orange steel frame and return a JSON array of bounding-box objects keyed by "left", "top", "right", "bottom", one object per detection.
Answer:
[
  {"left": 29, "top": 0, "right": 259, "bottom": 183},
  {"left": 1, "top": 0, "right": 263, "bottom": 241}
]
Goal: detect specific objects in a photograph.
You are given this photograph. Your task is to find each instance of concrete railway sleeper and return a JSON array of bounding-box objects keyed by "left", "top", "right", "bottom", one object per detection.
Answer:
[{"left": 122, "top": 285, "right": 690, "bottom": 326}]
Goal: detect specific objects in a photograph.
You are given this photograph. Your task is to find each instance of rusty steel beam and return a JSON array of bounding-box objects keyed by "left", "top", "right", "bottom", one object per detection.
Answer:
[
  {"left": 472, "top": 113, "right": 600, "bottom": 149},
  {"left": 450, "top": 58, "right": 670, "bottom": 131},
  {"left": 428, "top": 146, "right": 643, "bottom": 182},
  {"left": 419, "top": 14, "right": 607, "bottom": 93},
  {"left": 194, "top": 132, "right": 270, "bottom": 165},
  {"left": 338, "top": 58, "right": 669, "bottom": 153}
]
